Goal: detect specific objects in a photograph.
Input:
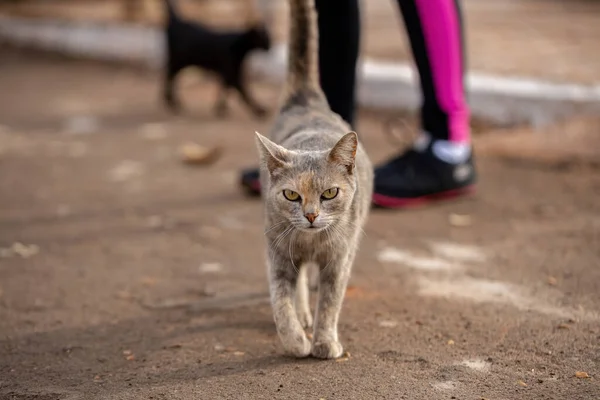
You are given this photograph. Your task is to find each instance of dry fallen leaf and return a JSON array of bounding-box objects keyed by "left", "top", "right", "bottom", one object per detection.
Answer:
[
  {"left": 214, "top": 344, "right": 225, "bottom": 352},
  {"left": 141, "top": 277, "right": 158, "bottom": 287},
  {"left": 9, "top": 242, "right": 40, "bottom": 258},
  {"left": 198, "top": 263, "right": 223, "bottom": 274},
  {"left": 575, "top": 371, "right": 590, "bottom": 379},
  {"left": 233, "top": 351, "right": 245, "bottom": 356},
  {"left": 336, "top": 351, "right": 351, "bottom": 362},
  {"left": 517, "top": 380, "right": 528, "bottom": 387},
  {"left": 447, "top": 339, "right": 455, "bottom": 346},
  {"left": 126, "top": 354, "right": 135, "bottom": 361},
  {"left": 449, "top": 213, "right": 472, "bottom": 227},
  {"left": 557, "top": 323, "right": 570, "bottom": 330},
  {"left": 547, "top": 276, "right": 558, "bottom": 286},
  {"left": 116, "top": 291, "right": 134, "bottom": 301},
  {"left": 345, "top": 285, "right": 364, "bottom": 298},
  {"left": 181, "top": 143, "right": 222, "bottom": 166}
]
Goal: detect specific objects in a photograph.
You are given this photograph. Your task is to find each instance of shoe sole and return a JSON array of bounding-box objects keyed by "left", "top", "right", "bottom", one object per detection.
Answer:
[{"left": 372, "top": 185, "right": 476, "bottom": 209}]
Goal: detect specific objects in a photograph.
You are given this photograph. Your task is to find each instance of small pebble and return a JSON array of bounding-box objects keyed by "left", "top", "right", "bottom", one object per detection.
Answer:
[
  {"left": 379, "top": 320, "right": 398, "bottom": 328},
  {"left": 199, "top": 263, "right": 222, "bottom": 274},
  {"left": 448, "top": 213, "right": 472, "bottom": 227}
]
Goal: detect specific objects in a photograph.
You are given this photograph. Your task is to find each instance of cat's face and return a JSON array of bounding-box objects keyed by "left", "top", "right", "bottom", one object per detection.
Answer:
[{"left": 255, "top": 132, "right": 358, "bottom": 233}]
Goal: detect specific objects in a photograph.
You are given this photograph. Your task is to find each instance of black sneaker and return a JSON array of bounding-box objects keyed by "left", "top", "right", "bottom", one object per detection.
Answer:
[
  {"left": 372, "top": 142, "right": 476, "bottom": 209},
  {"left": 240, "top": 167, "right": 261, "bottom": 196}
]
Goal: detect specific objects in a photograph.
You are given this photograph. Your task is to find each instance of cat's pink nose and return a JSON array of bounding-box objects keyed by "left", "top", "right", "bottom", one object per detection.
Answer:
[{"left": 305, "top": 212, "right": 318, "bottom": 224}]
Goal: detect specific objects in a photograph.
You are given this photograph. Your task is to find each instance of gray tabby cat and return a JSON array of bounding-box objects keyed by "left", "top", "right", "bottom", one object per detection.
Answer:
[{"left": 255, "top": 0, "right": 373, "bottom": 359}]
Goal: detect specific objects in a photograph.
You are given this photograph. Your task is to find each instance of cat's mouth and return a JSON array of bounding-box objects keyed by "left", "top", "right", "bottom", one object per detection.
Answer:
[
  {"left": 298, "top": 224, "right": 326, "bottom": 233},
  {"left": 291, "top": 220, "right": 328, "bottom": 232}
]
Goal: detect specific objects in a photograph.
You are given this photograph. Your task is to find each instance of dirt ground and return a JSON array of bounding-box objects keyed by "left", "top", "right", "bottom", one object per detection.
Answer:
[
  {"left": 0, "top": 49, "right": 599, "bottom": 400},
  {"left": 2, "top": 0, "right": 600, "bottom": 84}
]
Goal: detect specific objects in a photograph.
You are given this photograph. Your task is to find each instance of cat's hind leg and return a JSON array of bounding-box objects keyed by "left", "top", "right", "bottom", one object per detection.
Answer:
[
  {"left": 311, "top": 253, "right": 354, "bottom": 359},
  {"left": 269, "top": 255, "right": 311, "bottom": 358},
  {"left": 295, "top": 263, "right": 313, "bottom": 329}
]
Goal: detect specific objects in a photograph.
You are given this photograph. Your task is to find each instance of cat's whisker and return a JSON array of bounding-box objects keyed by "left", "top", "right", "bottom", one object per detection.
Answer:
[
  {"left": 268, "top": 226, "right": 296, "bottom": 268},
  {"left": 288, "top": 230, "right": 299, "bottom": 274},
  {"left": 270, "top": 226, "right": 294, "bottom": 252},
  {"left": 270, "top": 227, "right": 288, "bottom": 247},
  {"left": 264, "top": 220, "right": 288, "bottom": 235},
  {"left": 343, "top": 220, "right": 367, "bottom": 237},
  {"left": 320, "top": 225, "right": 338, "bottom": 273},
  {"left": 329, "top": 224, "right": 348, "bottom": 250}
]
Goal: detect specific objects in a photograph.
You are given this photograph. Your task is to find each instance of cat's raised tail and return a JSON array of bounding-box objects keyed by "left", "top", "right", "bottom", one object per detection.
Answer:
[{"left": 285, "top": 0, "right": 322, "bottom": 96}]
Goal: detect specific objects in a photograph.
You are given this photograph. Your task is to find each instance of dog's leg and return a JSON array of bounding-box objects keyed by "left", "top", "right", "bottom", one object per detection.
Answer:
[
  {"left": 214, "top": 83, "right": 229, "bottom": 118},
  {"left": 163, "top": 63, "right": 183, "bottom": 112},
  {"left": 231, "top": 77, "right": 267, "bottom": 119}
]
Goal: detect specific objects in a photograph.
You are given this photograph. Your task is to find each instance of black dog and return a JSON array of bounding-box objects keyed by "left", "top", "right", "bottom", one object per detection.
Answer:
[{"left": 163, "top": 0, "right": 271, "bottom": 118}]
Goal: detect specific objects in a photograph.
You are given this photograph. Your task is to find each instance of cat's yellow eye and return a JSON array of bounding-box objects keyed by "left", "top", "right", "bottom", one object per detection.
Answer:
[
  {"left": 321, "top": 188, "right": 339, "bottom": 200},
  {"left": 283, "top": 189, "right": 300, "bottom": 201}
]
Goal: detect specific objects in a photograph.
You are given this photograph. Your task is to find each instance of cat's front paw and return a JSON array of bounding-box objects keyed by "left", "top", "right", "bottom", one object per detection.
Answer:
[
  {"left": 281, "top": 332, "right": 311, "bottom": 358},
  {"left": 296, "top": 308, "right": 313, "bottom": 330},
  {"left": 311, "top": 339, "right": 344, "bottom": 359}
]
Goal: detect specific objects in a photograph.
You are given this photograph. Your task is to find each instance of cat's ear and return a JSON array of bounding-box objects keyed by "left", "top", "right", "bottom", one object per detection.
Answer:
[
  {"left": 255, "top": 131, "right": 291, "bottom": 174},
  {"left": 328, "top": 131, "right": 358, "bottom": 174}
]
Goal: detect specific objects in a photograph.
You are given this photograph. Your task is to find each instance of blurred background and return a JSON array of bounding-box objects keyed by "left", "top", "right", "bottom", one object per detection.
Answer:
[
  {"left": 0, "top": 1, "right": 599, "bottom": 399},
  {"left": 1, "top": 0, "right": 600, "bottom": 81}
]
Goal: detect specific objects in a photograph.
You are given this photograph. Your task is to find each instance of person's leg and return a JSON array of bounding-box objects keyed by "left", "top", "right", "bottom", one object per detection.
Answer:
[
  {"left": 316, "top": 0, "right": 360, "bottom": 126},
  {"left": 240, "top": 0, "right": 361, "bottom": 195},
  {"left": 373, "top": 0, "right": 476, "bottom": 208}
]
